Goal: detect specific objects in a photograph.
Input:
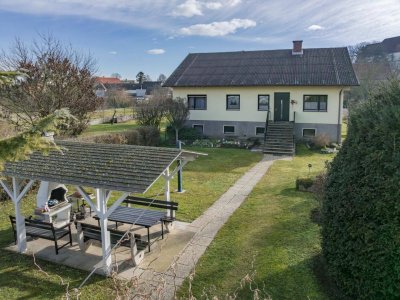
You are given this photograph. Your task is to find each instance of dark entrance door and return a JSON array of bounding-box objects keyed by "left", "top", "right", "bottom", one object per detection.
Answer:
[{"left": 274, "top": 92, "right": 290, "bottom": 121}]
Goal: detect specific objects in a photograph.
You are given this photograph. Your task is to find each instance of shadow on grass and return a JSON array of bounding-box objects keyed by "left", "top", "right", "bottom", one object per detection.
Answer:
[
  {"left": 312, "top": 254, "right": 350, "bottom": 300},
  {"left": 0, "top": 226, "right": 105, "bottom": 299}
]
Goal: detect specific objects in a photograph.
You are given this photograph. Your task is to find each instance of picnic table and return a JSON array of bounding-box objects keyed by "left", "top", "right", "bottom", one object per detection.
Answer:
[{"left": 95, "top": 206, "right": 166, "bottom": 251}]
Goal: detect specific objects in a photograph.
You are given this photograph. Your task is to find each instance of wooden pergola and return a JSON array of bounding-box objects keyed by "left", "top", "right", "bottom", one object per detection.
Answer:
[{"left": 0, "top": 141, "right": 202, "bottom": 274}]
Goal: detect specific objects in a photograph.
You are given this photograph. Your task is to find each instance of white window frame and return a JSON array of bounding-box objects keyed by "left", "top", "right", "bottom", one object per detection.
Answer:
[
  {"left": 302, "top": 128, "right": 317, "bottom": 137},
  {"left": 223, "top": 125, "right": 236, "bottom": 135},
  {"left": 255, "top": 126, "right": 265, "bottom": 135},
  {"left": 192, "top": 124, "right": 204, "bottom": 134}
]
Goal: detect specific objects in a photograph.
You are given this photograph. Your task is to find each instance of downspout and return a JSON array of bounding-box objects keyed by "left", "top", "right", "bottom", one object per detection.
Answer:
[{"left": 337, "top": 89, "right": 344, "bottom": 144}]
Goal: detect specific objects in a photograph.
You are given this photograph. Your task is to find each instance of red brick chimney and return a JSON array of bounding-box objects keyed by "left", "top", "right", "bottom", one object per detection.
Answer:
[{"left": 292, "top": 40, "right": 303, "bottom": 55}]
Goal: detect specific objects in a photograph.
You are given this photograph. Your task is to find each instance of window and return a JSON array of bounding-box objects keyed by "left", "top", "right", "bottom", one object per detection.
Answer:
[
  {"left": 258, "top": 95, "right": 269, "bottom": 111},
  {"left": 223, "top": 125, "right": 235, "bottom": 134},
  {"left": 193, "top": 124, "right": 204, "bottom": 134},
  {"left": 188, "top": 95, "right": 207, "bottom": 110},
  {"left": 226, "top": 95, "right": 240, "bottom": 110},
  {"left": 303, "top": 128, "right": 316, "bottom": 137},
  {"left": 303, "top": 95, "right": 327, "bottom": 112},
  {"left": 256, "top": 127, "right": 265, "bottom": 135}
]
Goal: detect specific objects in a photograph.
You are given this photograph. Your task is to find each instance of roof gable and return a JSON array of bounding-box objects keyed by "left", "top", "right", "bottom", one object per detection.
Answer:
[{"left": 164, "top": 47, "right": 359, "bottom": 87}]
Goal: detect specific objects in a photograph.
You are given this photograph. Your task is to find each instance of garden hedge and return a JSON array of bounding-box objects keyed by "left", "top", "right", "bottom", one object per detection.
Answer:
[{"left": 322, "top": 80, "right": 400, "bottom": 299}]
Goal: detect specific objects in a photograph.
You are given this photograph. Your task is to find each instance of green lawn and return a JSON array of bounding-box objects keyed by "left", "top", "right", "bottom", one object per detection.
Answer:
[
  {"left": 0, "top": 147, "right": 261, "bottom": 299},
  {"left": 83, "top": 120, "right": 138, "bottom": 136},
  {"left": 90, "top": 108, "right": 134, "bottom": 120},
  {"left": 142, "top": 147, "right": 263, "bottom": 222},
  {"left": 178, "top": 145, "right": 334, "bottom": 299}
]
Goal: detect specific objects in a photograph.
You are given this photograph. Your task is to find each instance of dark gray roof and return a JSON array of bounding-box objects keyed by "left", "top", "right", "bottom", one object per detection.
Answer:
[
  {"left": 164, "top": 48, "right": 359, "bottom": 87},
  {"left": 2, "top": 141, "right": 186, "bottom": 193}
]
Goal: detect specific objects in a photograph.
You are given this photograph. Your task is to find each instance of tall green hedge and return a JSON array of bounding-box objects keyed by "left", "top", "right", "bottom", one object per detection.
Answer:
[{"left": 322, "top": 80, "right": 400, "bottom": 299}]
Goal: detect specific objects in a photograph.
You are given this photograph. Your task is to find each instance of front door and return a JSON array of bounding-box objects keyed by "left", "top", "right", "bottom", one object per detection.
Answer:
[{"left": 274, "top": 92, "right": 290, "bottom": 121}]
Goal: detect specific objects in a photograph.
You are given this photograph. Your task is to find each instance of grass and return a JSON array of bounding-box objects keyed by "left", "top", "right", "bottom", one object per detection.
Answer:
[
  {"left": 178, "top": 145, "right": 334, "bottom": 299},
  {"left": 0, "top": 147, "right": 261, "bottom": 299},
  {"left": 341, "top": 121, "right": 348, "bottom": 140},
  {"left": 82, "top": 120, "right": 139, "bottom": 136},
  {"left": 90, "top": 108, "right": 134, "bottom": 120},
  {"left": 142, "top": 147, "right": 263, "bottom": 222}
]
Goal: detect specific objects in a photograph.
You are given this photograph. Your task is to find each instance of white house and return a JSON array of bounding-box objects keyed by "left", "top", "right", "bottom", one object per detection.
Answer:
[{"left": 164, "top": 41, "right": 358, "bottom": 154}]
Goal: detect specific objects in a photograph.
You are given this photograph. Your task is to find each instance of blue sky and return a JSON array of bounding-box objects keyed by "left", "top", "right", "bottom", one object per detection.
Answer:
[{"left": 0, "top": 0, "right": 399, "bottom": 80}]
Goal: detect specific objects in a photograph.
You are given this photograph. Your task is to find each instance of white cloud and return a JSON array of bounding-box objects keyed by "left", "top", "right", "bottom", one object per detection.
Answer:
[
  {"left": 204, "top": 2, "right": 223, "bottom": 10},
  {"left": 226, "top": 0, "right": 241, "bottom": 6},
  {"left": 179, "top": 18, "right": 256, "bottom": 37},
  {"left": 108, "top": 51, "right": 117, "bottom": 55},
  {"left": 172, "top": 0, "right": 203, "bottom": 17},
  {"left": 147, "top": 48, "right": 166, "bottom": 55},
  {"left": 307, "top": 24, "right": 324, "bottom": 31},
  {"left": 172, "top": 0, "right": 240, "bottom": 17}
]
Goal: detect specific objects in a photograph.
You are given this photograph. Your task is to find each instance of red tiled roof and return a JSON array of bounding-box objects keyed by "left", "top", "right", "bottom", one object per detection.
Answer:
[{"left": 95, "top": 77, "right": 122, "bottom": 84}]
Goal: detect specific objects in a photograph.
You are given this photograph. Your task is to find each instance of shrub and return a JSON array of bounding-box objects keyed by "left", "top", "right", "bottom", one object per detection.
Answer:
[
  {"left": 295, "top": 177, "right": 314, "bottom": 191},
  {"left": 125, "top": 130, "right": 140, "bottom": 145},
  {"left": 322, "top": 79, "right": 400, "bottom": 299},
  {"left": 136, "top": 126, "right": 160, "bottom": 146},
  {"left": 166, "top": 126, "right": 202, "bottom": 142},
  {"left": 312, "top": 133, "right": 331, "bottom": 149},
  {"left": 92, "top": 133, "right": 127, "bottom": 145}
]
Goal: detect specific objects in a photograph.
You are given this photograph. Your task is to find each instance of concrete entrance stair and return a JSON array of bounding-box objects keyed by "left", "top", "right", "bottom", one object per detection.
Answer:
[{"left": 263, "top": 122, "right": 295, "bottom": 155}]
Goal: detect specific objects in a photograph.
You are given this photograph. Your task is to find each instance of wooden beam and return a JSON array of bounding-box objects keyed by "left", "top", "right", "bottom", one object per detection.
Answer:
[
  {"left": 105, "top": 192, "right": 129, "bottom": 219},
  {"left": 76, "top": 186, "right": 99, "bottom": 215},
  {"left": 167, "top": 159, "right": 189, "bottom": 180},
  {"left": 0, "top": 179, "right": 13, "bottom": 199},
  {"left": 16, "top": 180, "right": 35, "bottom": 203}
]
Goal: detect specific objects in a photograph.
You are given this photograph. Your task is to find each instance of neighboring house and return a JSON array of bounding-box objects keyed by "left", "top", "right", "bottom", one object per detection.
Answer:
[
  {"left": 164, "top": 41, "right": 358, "bottom": 148},
  {"left": 360, "top": 36, "right": 400, "bottom": 66},
  {"left": 94, "top": 77, "right": 122, "bottom": 97},
  {"left": 94, "top": 77, "right": 163, "bottom": 99}
]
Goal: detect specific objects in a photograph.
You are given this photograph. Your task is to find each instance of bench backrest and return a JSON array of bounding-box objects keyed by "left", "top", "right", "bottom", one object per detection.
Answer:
[
  {"left": 78, "top": 222, "right": 137, "bottom": 246},
  {"left": 9, "top": 215, "right": 55, "bottom": 233},
  {"left": 123, "top": 196, "right": 178, "bottom": 211}
]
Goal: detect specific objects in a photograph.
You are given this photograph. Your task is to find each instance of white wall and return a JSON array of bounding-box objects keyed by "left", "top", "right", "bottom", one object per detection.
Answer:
[{"left": 173, "top": 86, "right": 346, "bottom": 125}]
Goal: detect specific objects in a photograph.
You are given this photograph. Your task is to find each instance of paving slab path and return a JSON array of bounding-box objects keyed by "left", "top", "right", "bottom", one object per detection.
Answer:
[{"left": 130, "top": 154, "right": 291, "bottom": 299}]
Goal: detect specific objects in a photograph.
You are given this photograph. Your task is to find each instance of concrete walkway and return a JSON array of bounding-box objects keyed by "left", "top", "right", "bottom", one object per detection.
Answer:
[{"left": 130, "top": 154, "right": 290, "bottom": 299}]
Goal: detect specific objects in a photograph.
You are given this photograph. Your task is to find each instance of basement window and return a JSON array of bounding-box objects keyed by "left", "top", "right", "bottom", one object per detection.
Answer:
[
  {"left": 303, "top": 128, "right": 316, "bottom": 137},
  {"left": 256, "top": 127, "right": 265, "bottom": 135},
  {"left": 223, "top": 125, "right": 235, "bottom": 134},
  {"left": 193, "top": 124, "right": 204, "bottom": 134}
]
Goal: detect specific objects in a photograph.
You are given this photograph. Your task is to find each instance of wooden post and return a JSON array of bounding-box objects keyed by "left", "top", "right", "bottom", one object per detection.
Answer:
[
  {"left": 13, "top": 178, "right": 27, "bottom": 253},
  {"left": 0, "top": 178, "right": 34, "bottom": 253},
  {"left": 96, "top": 188, "right": 112, "bottom": 275},
  {"left": 164, "top": 167, "right": 171, "bottom": 217}
]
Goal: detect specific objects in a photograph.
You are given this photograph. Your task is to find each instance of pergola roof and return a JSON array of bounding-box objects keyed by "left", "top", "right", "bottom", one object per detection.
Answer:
[{"left": 2, "top": 141, "right": 194, "bottom": 193}]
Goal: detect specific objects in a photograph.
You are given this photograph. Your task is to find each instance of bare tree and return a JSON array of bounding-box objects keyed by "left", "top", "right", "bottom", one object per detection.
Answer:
[
  {"left": 135, "top": 87, "right": 171, "bottom": 130},
  {"left": 0, "top": 34, "right": 101, "bottom": 135},
  {"left": 165, "top": 97, "right": 190, "bottom": 143},
  {"left": 110, "top": 72, "right": 122, "bottom": 79},
  {"left": 157, "top": 73, "right": 167, "bottom": 83},
  {"left": 144, "top": 74, "right": 152, "bottom": 82},
  {"left": 106, "top": 89, "right": 131, "bottom": 109}
]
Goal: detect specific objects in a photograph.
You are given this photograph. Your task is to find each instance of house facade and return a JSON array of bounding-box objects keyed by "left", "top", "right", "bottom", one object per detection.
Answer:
[{"left": 164, "top": 41, "right": 359, "bottom": 144}]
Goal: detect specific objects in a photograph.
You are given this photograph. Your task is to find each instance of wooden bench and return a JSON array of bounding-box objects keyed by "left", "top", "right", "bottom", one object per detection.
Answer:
[
  {"left": 9, "top": 215, "right": 72, "bottom": 255},
  {"left": 123, "top": 196, "right": 178, "bottom": 224},
  {"left": 76, "top": 222, "right": 146, "bottom": 266}
]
